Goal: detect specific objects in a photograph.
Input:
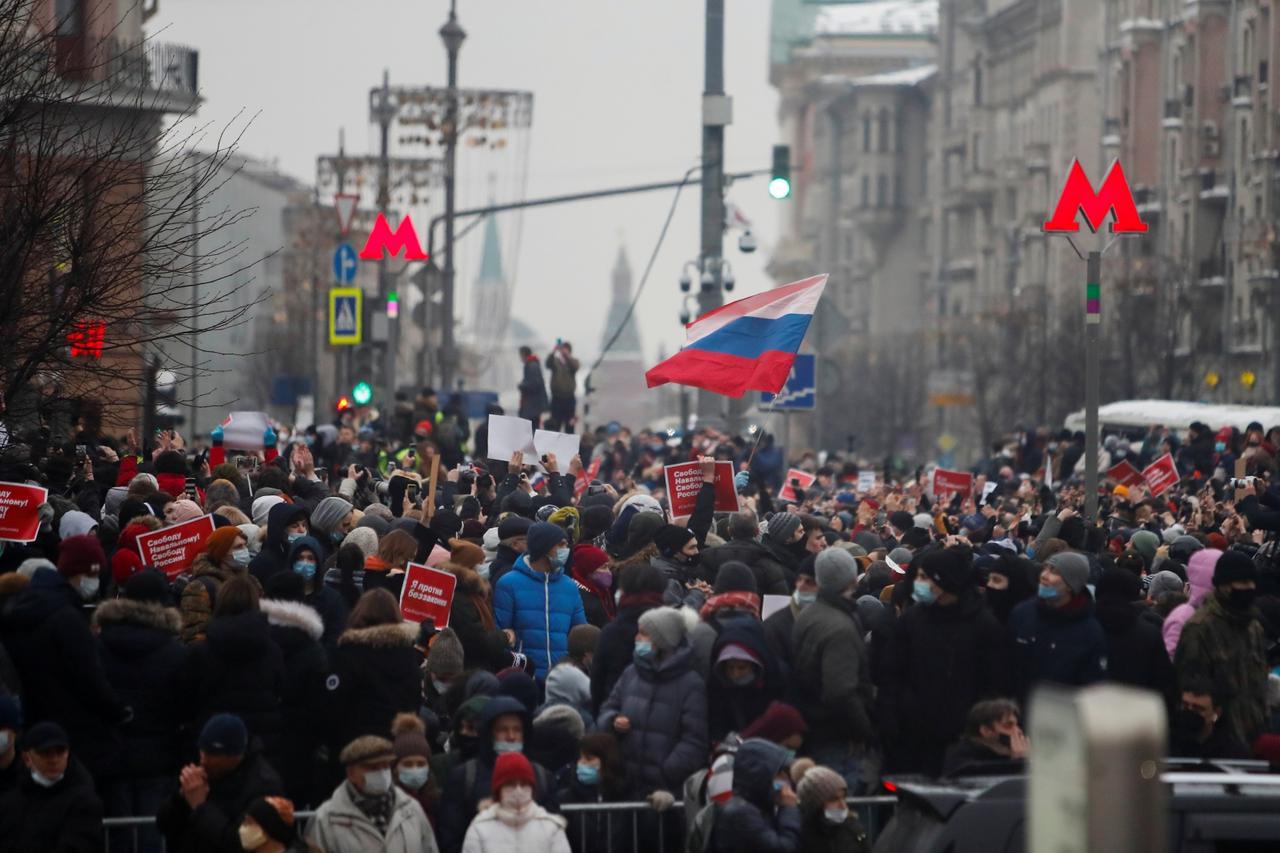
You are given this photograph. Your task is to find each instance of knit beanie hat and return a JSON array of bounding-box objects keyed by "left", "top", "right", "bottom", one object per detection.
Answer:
[
  {"left": 245, "top": 797, "right": 296, "bottom": 844},
  {"left": 498, "top": 515, "right": 532, "bottom": 541},
  {"left": 391, "top": 713, "right": 431, "bottom": 761},
  {"left": 797, "top": 766, "right": 846, "bottom": 811},
  {"left": 427, "top": 627, "right": 465, "bottom": 676},
  {"left": 311, "top": 496, "right": 353, "bottom": 535},
  {"left": 654, "top": 524, "right": 696, "bottom": 559},
  {"left": 1170, "top": 534, "right": 1204, "bottom": 562},
  {"left": 1128, "top": 530, "right": 1159, "bottom": 565},
  {"left": 581, "top": 505, "right": 613, "bottom": 541},
  {"left": 740, "top": 701, "right": 807, "bottom": 743},
  {"left": 167, "top": 499, "right": 204, "bottom": 524},
  {"left": 58, "top": 510, "right": 97, "bottom": 541},
  {"left": 526, "top": 521, "right": 568, "bottom": 560},
  {"left": 203, "top": 526, "right": 243, "bottom": 565},
  {"left": 638, "top": 606, "right": 688, "bottom": 653},
  {"left": 251, "top": 495, "right": 285, "bottom": 527},
  {"left": 1047, "top": 551, "right": 1091, "bottom": 595},
  {"left": 57, "top": 534, "right": 107, "bottom": 579},
  {"left": 447, "top": 538, "right": 485, "bottom": 569},
  {"left": 767, "top": 512, "right": 802, "bottom": 542},
  {"left": 918, "top": 548, "right": 969, "bottom": 596},
  {"left": 339, "top": 735, "right": 395, "bottom": 766},
  {"left": 430, "top": 511, "right": 462, "bottom": 542},
  {"left": 568, "top": 623, "right": 601, "bottom": 661},
  {"left": 342, "top": 527, "right": 379, "bottom": 559},
  {"left": 264, "top": 570, "right": 306, "bottom": 603},
  {"left": 1214, "top": 550, "right": 1258, "bottom": 587},
  {"left": 889, "top": 510, "right": 915, "bottom": 533},
  {"left": 713, "top": 561, "right": 758, "bottom": 594},
  {"left": 124, "top": 569, "right": 170, "bottom": 605},
  {"left": 491, "top": 751, "right": 536, "bottom": 796},
  {"left": 198, "top": 713, "right": 248, "bottom": 755},
  {"left": 815, "top": 547, "right": 858, "bottom": 593},
  {"left": 1146, "top": 570, "right": 1184, "bottom": 600}
]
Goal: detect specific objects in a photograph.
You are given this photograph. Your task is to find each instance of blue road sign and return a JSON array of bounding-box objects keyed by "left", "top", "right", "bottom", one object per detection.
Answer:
[
  {"left": 329, "top": 288, "right": 361, "bottom": 345},
  {"left": 332, "top": 243, "right": 358, "bottom": 284},
  {"left": 760, "top": 353, "right": 816, "bottom": 410}
]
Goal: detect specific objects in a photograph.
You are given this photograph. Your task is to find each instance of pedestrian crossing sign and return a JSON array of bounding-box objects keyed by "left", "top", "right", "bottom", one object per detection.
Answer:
[{"left": 329, "top": 288, "right": 362, "bottom": 346}]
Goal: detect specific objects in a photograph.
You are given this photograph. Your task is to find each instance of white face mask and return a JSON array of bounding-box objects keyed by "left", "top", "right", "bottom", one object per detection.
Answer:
[
  {"left": 78, "top": 575, "right": 100, "bottom": 601},
  {"left": 238, "top": 823, "right": 266, "bottom": 850},
  {"left": 31, "top": 769, "right": 63, "bottom": 788},
  {"left": 500, "top": 784, "right": 533, "bottom": 810},
  {"left": 0, "top": 730, "right": 11, "bottom": 753},
  {"left": 361, "top": 768, "right": 393, "bottom": 796}
]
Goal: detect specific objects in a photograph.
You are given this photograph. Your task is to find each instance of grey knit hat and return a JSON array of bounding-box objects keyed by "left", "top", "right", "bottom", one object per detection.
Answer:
[
  {"left": 815, "top": 548, "right": 859, "bottom": 594},
  {"left": 428, "top": 627, "right": 465, "bottom": 676},
  {"left": 638, "top": 606, "right": 688, "bottom": 653},
  {"left": 311, "top": 496, "right": 353, "bottom": 535},
  {"left": 1146, "top": 570, "right": 1184, "bottom": 600},
  {"left": 797, "top": 765, "right": 846, "bottom": 810},
  {"left": 767, "top": 512, "right": 802, "bottom": 542},
  {"left": 1047, "top": 551, "right": 1091, "bottom": 595},
  {"left": 343, "top": 527, "right": 379, "bottom": 559}
]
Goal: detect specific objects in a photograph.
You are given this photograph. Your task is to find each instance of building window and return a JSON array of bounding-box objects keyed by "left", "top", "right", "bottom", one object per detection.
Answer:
[
  {"left": 973, "top": 57, "right": 984, "bottom": 106},
  {"left": 876, "top": 174, "right": 888, "bottom": 208},
  {"left": 861, "top": 174, "right": 870, "bottom": 207},
  {"left": 863, "top": 115, "right": 872, "bottom": 152},
  {"left": 1241, "top": 118, "right": 1249, "bottom": 164},
  {"left": 878, "top": 109, "right": 891, "bottom": 153},
  {"left": 894, "top": 174, "right": 903, "bottom": 207},
  {"left": 55, "top": 0, "right": 83, "bottom": 35}
]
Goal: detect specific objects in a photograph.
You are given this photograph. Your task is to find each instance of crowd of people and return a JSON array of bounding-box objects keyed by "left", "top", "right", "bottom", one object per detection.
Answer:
[{"left": 2, "top": 393, "right": 1280, "bottom": 853}]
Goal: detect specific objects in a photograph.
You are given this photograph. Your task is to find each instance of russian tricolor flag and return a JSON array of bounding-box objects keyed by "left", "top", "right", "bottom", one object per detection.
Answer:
[{"left": 645, "top": 274, "right": 828, "bottom": 398}]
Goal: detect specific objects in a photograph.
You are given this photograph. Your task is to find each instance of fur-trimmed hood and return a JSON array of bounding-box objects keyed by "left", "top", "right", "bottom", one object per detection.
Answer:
[
  {"left": 93, "top": 598, "right": 181, "bottom": 634},
  {"left": 260, "top": 598, "right": 325, "bottom": 641},
  {"left": 440, "top": 559, "right": 489, "bottom": 598},
  {"left": 606, "top": 542, "right": 658, "bottom": 575},
  {"left": 337, "top": 621, "right": 417, "bottom": 649}
]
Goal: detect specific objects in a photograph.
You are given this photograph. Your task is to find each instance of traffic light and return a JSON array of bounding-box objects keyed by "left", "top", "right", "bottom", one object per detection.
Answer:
[
  {"left": 336, "top": 396, "right": 352, "bottom": 412},
  {"left": 352, "top": 381, "right": 373, "bottom": 407},
  {"left": 386, "top": 291, "right": 399, "bottom": 319},
  {"left": 769, "top": 144, "right": 791, "bottom": 200}
]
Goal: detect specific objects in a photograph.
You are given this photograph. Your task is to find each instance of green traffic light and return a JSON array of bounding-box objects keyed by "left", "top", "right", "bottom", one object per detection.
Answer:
[
  {"left": 768, "top": 177, "right": 791, "bottom": 199},
  {"left": 352, "top": 381, "right": 373, "bottom": 406},
  {"left": 770, "top": 144, "right": 791, "bottom": 200}
]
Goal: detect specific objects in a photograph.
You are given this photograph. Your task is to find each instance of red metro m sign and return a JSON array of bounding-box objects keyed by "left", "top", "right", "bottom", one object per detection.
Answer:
[
  {"left": 1042, "top": 159, "right": 1149, "bottom": 235},
  {"left": 358, "top": 213, "right": 429, "bottom": 261}
]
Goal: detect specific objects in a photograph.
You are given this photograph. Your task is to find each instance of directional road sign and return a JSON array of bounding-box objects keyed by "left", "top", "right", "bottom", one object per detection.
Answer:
[
  {"left": 329, "top": 288, "right": 362, "bottom": 346},
  {"left": 760, "top": 353, "right": 816, "bottom": 410},
  {"left": 332, "top": 243, "right": 358, "bottom": 284}
]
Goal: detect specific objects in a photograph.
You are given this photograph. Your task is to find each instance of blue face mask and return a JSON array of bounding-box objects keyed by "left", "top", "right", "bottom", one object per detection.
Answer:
[
  {"left": 1215, "top": 442, "right": 1227, "bottom": 453},
  {"left": 772, "top": 779, "right": 786, "bottom": 793},
  {"left": 633, "top": 641, "right": 653, "bottom": 659},
  {"left": 793, "top": 590, "right": 817, "bottom": 609},
  {"left": 494, "top": 740, "right": 523, "bottom": 754},
  {"left": 293, "top": 560, "right": 316, "bottom": 580},
  {"left": 1037, "top": 583, "right": 1059, "bottom": 601},
  {"left": 287, "top": 532, "right": 303, "bottom": 544},
  {"left": 398, "top": 766, "right": 430, "bottom": 791},
  {"left": 331, "top": 531, "right": 345, "bottom": 544},
  {"left": 913, "top": 580, "right": 937, "bottom": 605},
  {"left": 576, "top": 763, "right": 600, "bottom": 785}
]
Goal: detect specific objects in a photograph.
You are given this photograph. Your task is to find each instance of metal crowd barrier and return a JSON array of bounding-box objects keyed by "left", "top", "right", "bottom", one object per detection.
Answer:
[{"left": 102, "top": 797, "right": 898, "bottom": 853}]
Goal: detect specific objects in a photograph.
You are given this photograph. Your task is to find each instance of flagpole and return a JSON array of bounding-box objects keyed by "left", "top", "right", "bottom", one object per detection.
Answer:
[{"left": 744, "top": 392, "right": 781, "bottom": 469}]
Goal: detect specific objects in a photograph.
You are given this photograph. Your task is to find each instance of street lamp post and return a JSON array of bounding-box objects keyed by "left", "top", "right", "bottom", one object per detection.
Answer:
[
  {"left": 697, "top": 0, "right": 728, "bottom": 423},
  {"left": 439, "top": 1, "right": 465, "bottom": 394}
]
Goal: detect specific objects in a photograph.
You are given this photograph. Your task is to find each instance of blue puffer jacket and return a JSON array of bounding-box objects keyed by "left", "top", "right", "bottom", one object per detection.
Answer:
[{"left": 493, "top": 555, "right": 587, "bottom": 678}]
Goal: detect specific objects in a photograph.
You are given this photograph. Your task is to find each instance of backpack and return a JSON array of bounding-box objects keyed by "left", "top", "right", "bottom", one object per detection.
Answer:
[{"left": 685, "top": 801, "right": 718, "bottom": 853}]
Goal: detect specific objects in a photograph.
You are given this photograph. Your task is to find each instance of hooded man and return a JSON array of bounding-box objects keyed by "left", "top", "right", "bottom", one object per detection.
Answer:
[
  {"left": 712, "top": 739, "right": 801, "bottom": 853},
  {"left": 248, "top": 503, "right": 310, "bottom": 588}
]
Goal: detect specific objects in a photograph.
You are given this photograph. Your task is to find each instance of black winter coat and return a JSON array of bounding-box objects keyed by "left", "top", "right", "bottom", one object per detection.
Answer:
[
  {"left": 0, "top": 570, "right": 127, "bottom": 778},
  {"left": 708, "top": 621, "right": 787, "bottom": 743},
  {"left": 182, "top": 611, "right": 285, "bottom": 756},
  {"left": 1008, "top": 595, "right": 1106, "bottom": 705},
  {"left": 713, "top": 739, "right": 802, "bottom": 853},
  {"left": 486, "top": 543, "right": 521, "bottom": 588},
  {"left": 93, "top": 598, "right": 188, "bottom": 778},
  {"left": 259, "top": 599, "right": 328, "bottom": 806},
  {"left": 700, "top": 539, "right": 790, "bottom": 594},
  {"left": 323, "top": 621, "right": 422, "bottom": 754},
  {"left": 791, "top": 592, "right": 874, "bottom": 751},
  {"left": 440, "top": 561, "right": 509, "bottom": 671},
  {"left": 589, "top": 594, "right": 662, "bottom": 714},
  {"left": 0, "top": 756, "right": 103, "bottom": 853},
  {"left": 156, "top": 747, "right": 284, "bottom": 853},
  {"left": 1096, "top": 599, "right": 1176, "bottom": 709},
  {"left": 877, "top": 594, "right": 1010, "bottom": 775},
  {"left": 762, "top": 600, "right": 800, "bottom": 669},
  {"left": 799, "top": 807, "right": 870, "bottom": 853}
]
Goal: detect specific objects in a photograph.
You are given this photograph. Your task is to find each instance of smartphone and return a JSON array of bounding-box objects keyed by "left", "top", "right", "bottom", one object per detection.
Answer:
[
  {"left": 75, "top": 444, "right": 88, "bottom": 463},
  {"left": 406, "top": 482, "right": 419, "bottom": 502},
  {"left": 184, "top": 476, "right": 197, "bottom": 499}
]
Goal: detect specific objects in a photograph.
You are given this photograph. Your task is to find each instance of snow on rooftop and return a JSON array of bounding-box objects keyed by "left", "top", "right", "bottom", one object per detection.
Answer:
[
  {"left": 853, "top": 63, "right": 937, "bottom": 87},
  {"left": 814, "top": 0, "right": 939, "bottom": 37}
]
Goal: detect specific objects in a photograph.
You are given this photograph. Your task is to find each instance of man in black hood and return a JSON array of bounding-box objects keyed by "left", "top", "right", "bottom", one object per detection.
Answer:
[
  {"left": 249, "top": 503, "right": 310, "bottom": 587},
  {"left": 712, "top": 738, "right": 802, "bottom": 852}
]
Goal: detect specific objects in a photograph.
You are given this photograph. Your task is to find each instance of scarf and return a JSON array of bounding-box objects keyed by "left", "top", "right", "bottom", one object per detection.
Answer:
[
  {"left": 699, "top": 591, "right": 762, "bottom": 620},
  {"left": 617, "top": 591, "right": 663, "bottom": 612},
  {"left": 495, "top": 801, "right": 536, "bottom": 828},
  {"left": 346, "top": 781, "right": 394, "bottom": 835}
]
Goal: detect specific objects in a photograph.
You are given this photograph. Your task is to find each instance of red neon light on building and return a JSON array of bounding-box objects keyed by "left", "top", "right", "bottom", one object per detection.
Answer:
[
  {"left": 1042, "top": 159, "right": 1149, "bottom": 235},
  {"left": 68, "top": 321, "right": 105, "bottom": 359}
]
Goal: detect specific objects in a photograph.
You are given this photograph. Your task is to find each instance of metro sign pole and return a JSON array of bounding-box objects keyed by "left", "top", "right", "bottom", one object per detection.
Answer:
[{"left": 1042, "top": 159, "right": 1148, "bottom": 522}]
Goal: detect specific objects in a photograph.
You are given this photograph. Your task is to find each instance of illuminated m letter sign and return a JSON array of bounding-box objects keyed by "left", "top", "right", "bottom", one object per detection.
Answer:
[
  {"left": 359, "top": 213, "right": 429, "bottom": 261},
  {"left": 1042, "top": 159, "right": 1149, "bottom": 234}
]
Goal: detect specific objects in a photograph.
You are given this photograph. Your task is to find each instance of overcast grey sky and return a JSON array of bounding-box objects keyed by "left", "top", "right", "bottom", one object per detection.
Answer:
[{"left": 152, "top": 0, "right": 781, "bottom": 369}]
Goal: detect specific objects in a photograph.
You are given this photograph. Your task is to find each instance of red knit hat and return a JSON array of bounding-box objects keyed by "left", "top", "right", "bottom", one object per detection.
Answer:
[
  {"left": 740, "top": 701, "right": 807, "bottom": 743},
  {"left": 202, "top": 527, "right": 244, "bottom": 565},
  {"left": 57, "top": 534, "right": 107, "bottom": 579},
  {"left": 491, "top": 752, "right": 536, "bottom": 797}
]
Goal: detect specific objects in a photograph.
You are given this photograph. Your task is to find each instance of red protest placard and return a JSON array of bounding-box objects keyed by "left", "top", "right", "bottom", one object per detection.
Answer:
[
  {"left": 779, "top": 468, "right": 817, "bottom": 503},
  {"left": 0, "top": 482, "right": 48, "bottom": 542},
  {"left": 1141, "top": 452, "right": 1180, "bottom": 497},
  {"left": 932, "top": 468, "right": 974, "bottom": 501},
  {"left": 1106, "top": 460, "right": 1145, "bottom": 488},
  {"left": 399, "top": 562, "right": 457, "bottom": 626},
  {"left": 574, "top": 457, "right": 603, "bottom": 500},
  {"left": 137, "top": 515, "right": 216, "bottom": 579},
  {"left": 663, "top": 461, "right": 739, "bottom": 518}
]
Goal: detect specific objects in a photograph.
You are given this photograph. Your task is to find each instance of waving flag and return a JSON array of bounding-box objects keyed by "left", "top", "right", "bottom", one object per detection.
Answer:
[{"left": 645, "top": 274, "right": 828, "bottom": 398}]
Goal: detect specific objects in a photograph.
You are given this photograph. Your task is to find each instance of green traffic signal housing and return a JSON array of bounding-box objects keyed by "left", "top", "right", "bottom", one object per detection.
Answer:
[
  {"left": 769, "top": 144, "right": 791, "bottom": 199},
  {"left": 352, "top": 381, "right": 373, "bottom": 406}
]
